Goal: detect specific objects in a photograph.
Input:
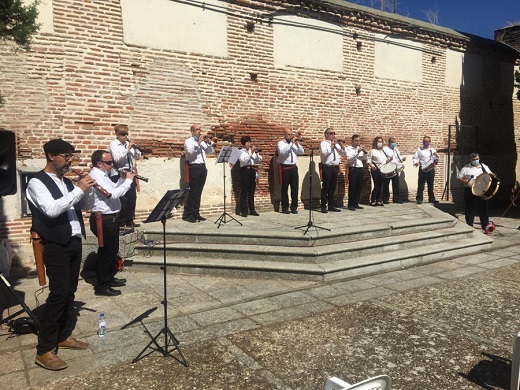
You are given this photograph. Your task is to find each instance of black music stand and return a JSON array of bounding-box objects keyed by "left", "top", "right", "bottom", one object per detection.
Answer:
[
  {"left": 132, "top": 188, "right": 189, "bottom": 366},
  {"left": 295, "top": 148, "right": 330, "bottom": 235},
  {"left": 215, "top": 146, "right": 242, "bottom": 229},
  {"left": 0, "top": 271, "right": 40, "bottom": 332}
]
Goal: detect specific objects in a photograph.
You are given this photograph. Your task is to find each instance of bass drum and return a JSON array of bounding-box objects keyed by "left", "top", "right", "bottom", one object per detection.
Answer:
[
  {"left": 380, "top": 163, "right": 398, "bottom": 178},
  {"left": 472, "top": 173, "right": 500, "bottom": 200}
]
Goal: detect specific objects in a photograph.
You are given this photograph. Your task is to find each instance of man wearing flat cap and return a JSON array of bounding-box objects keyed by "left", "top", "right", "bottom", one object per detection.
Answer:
[{"left": 26, "top": 139, "right": 95, "bottom": 371}]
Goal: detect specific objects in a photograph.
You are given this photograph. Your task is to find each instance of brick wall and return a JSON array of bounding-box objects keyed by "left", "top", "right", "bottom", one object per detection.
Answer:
[{"left": 0, "top": 0, "right": 518, "bottom": 251}]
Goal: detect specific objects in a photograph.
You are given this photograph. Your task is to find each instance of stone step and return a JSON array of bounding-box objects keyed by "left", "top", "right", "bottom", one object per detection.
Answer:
[
  {"left": 127, "top": 234, "right": 493, "bottom": 281},
  {"left": 141, "top": 216, "right": 456, "bottom": 247},
  {"left": 133, "top": 223, "right": 471, "bottom": 264}
]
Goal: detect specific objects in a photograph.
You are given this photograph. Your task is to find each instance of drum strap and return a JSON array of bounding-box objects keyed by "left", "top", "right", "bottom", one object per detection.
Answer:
[
  {"left": 481, "top": 165, "right": 488, "bottom": 174},
  {"left": 395, "top": 149, "right": 402, "bottom": 162}
]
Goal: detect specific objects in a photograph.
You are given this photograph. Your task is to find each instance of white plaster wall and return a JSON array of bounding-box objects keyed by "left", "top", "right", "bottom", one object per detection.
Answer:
[
  {"left": 22, "top": 0, "right": 53, "bottom": 33},
  {"left": 374, "top": 34, "right": 422, "bottom": 83},
  {"left": 121, "top": 0, "right": 228, "bottom": 57},
  {"left": 273, "top": 15, "right": 343, "bottom": 72},
  {"left": 445, "top": 49, "right": 482, "bottom": 91}
]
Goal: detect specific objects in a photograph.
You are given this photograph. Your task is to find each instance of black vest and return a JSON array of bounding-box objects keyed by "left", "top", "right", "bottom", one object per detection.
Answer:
[{"left": 28, "top": 170, "right": 85, "bottom": 245}]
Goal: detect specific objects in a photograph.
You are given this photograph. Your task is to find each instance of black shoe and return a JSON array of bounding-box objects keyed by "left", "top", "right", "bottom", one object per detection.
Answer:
[
  {"left": 282, "top": 210, "right": 290, "bottom": 214},
  {"left": 416, "top": 200, "right": 423, "bottom": 204},
  {"left": 321, "top": 208, "right": 328, "bottom": 213},
  {"left": 132, "top": 223, "right": 141, "bottom": 228},
  {"left": 195, "top": 215, "right": 207, "bottom": 221},
  {"left": 110, "top": 279, "right": 126, "bottom": 287},
  {"left": 249, "top": 211, "right": 259, "bottom": 216},
  {"left": 328, "top": 207, "right": 341, "bottom": 212},
  {"left": 393, "top": 200, "right": 403, "bottom": 204},
  {"left": 240, "top": 212, "right": 248, "bottom": 217},
  {"left": 183, "top": 215, "right": 197, "bottom": 223},
  {"left": 94, "top": 287, "right": 122, "bottom": 297},
  {"left": 348, "top": 207, "right": 356, "bottom": 211},
  {"left": 383, "top": 201, "right": 389, "bottom": 205},
  {"left": 355, "top": 205, "right": 364, "bottom": 209},
  {"left": 291, "top": 210, "right": 298, "bottom": 214},
  {"left": 113, "top": 277, "right": 126, "bottom": 284}
]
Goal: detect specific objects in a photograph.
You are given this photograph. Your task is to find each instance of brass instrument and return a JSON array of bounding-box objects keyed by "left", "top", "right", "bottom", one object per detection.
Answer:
[{"left": 71, "top": 168, "right": 112, "bottom": 198}]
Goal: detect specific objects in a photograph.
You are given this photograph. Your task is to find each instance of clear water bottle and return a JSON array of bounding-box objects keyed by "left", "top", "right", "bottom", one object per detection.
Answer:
[{"left": 98, "top": 312, "right": 106, "bottom": 338}]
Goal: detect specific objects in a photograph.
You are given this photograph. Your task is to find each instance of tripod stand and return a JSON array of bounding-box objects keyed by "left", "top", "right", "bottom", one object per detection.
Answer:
[
  {"left": 214, "top": 146, "right": 242, "bottom": 229},
  {"left": 0, "top": 271, "right": 40, "bottom": 332},
  {"left": 132, "top": 189, "right": 189, "bottom": 366},
  {"left": 296, "top": 148, "right": 330, "bottom": 235}
]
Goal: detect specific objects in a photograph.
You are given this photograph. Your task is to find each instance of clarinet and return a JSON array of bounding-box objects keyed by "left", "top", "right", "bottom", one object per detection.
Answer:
[{"left": 71, "top": 169, "right": 112, "bottom": 198}]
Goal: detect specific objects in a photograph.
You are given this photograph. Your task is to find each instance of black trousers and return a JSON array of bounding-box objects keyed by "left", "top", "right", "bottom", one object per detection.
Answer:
[
  {"left": 348, "top": 167, "right": 364, "bottom": 208},
  {"left": 464, "top": 187, "right": 489, "bottom": 229},
  {"left": 37, "top": 237, "right": 82, "bottom": 355},
  {"left": 89, "top": 214, "right": 119, "bottom": 290},
  {"left": 240, "top": 166, "right": 257, "bottom": 214},
  {"left": 281, "top": 165, "right": 299, "bottom": 212},
  {"left": 321, "top": 165, "right": 339, "bottom": 209},
  {"left": 110, "top": 175, "right": 136, "bottom": 227},
  {"left": 382, "top": 174, "right": 400, "bottom": 202},
  {"left": 370, "top": 169, "right": 384, "bottom": 203},
  {"left": 185, "top": 164, "right": 207, "bottom": 218},
  {"left": 417, "top": 169, "right": 436, "bottom": 202}
]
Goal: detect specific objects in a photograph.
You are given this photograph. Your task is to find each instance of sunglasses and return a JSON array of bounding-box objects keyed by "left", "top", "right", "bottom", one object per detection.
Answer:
[
  {"left": 119, "top": 132, "right": 128, "bottom": 136},
  {"left": 101, "top": 160, "right": 114, "bottom": 165},
  {"left": 328, "top": 132, "right": 336, "bottom": 135}
]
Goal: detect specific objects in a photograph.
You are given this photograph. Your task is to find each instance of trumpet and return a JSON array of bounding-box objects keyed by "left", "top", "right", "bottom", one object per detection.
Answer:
[
  {"left": 118, "top": 169, "right": 149, "bottom": 182},
  {"left": 71, "top": 168, "right": 112, "bottom": 198}
]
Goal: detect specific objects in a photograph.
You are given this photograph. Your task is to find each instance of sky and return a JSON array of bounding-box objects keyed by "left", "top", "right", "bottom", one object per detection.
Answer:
[{"left": 361, "top": 0, "right": 520, "bottom": 39}]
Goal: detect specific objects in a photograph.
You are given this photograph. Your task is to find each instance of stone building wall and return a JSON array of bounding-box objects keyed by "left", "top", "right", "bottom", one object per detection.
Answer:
[{"left": 0, "top": 0, "right": 518, "bottom": 259}]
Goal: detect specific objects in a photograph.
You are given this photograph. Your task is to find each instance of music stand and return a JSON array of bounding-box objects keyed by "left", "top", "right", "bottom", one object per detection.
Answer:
[
  {"left": 215, "top": 146, "right": 242, "bottom": 229},
  {"left": 295, "top": 148, "right": 330, "bottom": 235},
  {"left": 132, "top": 188, "right": 189, "bottom": 366},
  {"left": 0, "top": 271, "right": 40, "bottom": 332}
]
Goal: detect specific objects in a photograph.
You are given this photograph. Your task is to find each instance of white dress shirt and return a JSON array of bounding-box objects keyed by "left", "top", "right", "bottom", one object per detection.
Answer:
[
  {"left": 383, "top": 146, "right": 403, "bottom": 164},
  {"left": 320, "top": 140, "right": 346, "bottom": 166},
  {"left": 412, "top": 147, "right": 440, "bottom": 169},
  {"left": 277, "top": 139, "right": 304, "bottom": 165},
  {"left": 26, "top": 172, "right": 85, "bottom": 237},
  {"left": 88, "top": 167, "right": 133, "bottom": 214},
  {"left": 458, "top": 163, "right": 491, "bottom": 187},
  {"left": 239, "top": 149, "right": 262, "bottom": 167},
  {"left": 184, "top": 137, "right": 214, "bottom": 164},
  {"left": 345, "top": 146, "right": 367, "bottom": 168},
  {"left": 109, "top": 139, "right": 142, "bottom": 171},
  {"left": 367, "top": 149, "right": 388, "bottom": 167}
]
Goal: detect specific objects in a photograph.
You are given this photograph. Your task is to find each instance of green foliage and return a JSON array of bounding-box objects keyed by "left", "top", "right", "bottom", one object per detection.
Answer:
[
  {"left": 515, "top": 70, "right": 520, "bottom": 101},
  {"left": 0, "top": 0, "right": 40, "bottom": 49}
]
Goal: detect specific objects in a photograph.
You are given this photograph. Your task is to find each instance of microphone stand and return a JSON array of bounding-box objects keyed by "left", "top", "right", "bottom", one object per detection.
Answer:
[{"left": 295, "top": 147, "right": 330, "bottom": 235}]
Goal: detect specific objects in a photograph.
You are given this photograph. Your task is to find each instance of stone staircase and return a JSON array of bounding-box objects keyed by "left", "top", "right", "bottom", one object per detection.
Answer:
[{"left": 124, "top": 204, "right": 493, "bottom": 281}]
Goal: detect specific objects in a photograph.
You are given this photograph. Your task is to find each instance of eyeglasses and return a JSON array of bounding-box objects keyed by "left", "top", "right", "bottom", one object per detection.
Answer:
[
  {"left": 328, "top": 132, "right": 335, "bottom": 136},
  {"left": 193, "top": 128, "right": 201, "bottom": 131},
  {"left": 119, "top": 132, "right": 128, "bottom": 136},
  {"left": 58, "top": 154, "right": 74, "bottom": 160},
  {"left": 101, "top": 160, "right": 114, "bottom": 165}
]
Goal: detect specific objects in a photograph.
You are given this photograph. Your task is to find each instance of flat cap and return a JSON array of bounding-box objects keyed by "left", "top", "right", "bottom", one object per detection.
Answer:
[{"left": 43, "top": 139, "right": 76, "bottom": 154}]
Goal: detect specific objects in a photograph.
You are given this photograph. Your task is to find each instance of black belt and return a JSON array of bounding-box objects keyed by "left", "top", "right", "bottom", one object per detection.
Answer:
[
  {"left": 241, "top": 166, "right": 258, "bottom": 169},
  {"left": 280, "top": 164, "right": 297, "bottom": 168},
  {"left": 190, "top": 163, "right": 205, "bottom": 166},
  {"left": 322, "top": 164, "right": 338, "bottom": 168},
  {"left": 349, "top": 166, "right": 363, "bottom": 169}
]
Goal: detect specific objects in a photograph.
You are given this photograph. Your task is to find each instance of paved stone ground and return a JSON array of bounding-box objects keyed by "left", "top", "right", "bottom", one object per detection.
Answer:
[{"left": 0, "top": 204, "right": 519, "bottom": 389}]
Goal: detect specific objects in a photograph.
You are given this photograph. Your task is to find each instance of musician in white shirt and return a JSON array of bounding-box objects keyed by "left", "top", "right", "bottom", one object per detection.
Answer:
[
  {"left": 345, "top": 134, "right": 367, "bottom": 210},
  {"left": 238, "top": 136, "right": 262, "bottom": 217},
  {"left": 412, "top": 135, "right": 440, "bottom": 204},
  {"left": 319, "top": 128, "right": 346, "bottom": 212},
  {"left": 382, "top": 137, "right": 406, "bottom": 204},
  {"left": 277, "top": 128, "right": 304, "bottom": 214},
  {"left": 457, "top": 153, "right": 491, "bottom": 232},
  {"left": 367, "top": 136, "right": 392, "bottom": 206}
]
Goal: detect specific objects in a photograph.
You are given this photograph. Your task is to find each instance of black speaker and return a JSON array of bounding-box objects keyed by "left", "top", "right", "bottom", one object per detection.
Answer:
[{"left": 0, "top": 129, "right": 17, "bottom": 196}]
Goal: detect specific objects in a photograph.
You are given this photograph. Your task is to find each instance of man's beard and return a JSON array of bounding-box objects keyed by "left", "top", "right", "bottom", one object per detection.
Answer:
[{"left": 56, "top": 165, "right": 70, "bottom": 176}]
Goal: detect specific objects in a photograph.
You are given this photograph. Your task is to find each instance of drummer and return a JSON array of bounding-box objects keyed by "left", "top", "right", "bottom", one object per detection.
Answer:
[
  {"left": 382, "top": 137, "right": 406, "bottom": 204},
  {"left": 456, "top": 153, "right": 491, "bottom": 233},
  {"left": 367, "top": 136, "right": 392, "bottom": 206}
]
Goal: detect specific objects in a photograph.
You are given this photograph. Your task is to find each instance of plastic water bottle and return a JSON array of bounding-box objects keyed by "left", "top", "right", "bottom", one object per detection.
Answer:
[{"left": 98, "top": 313, "right": 106, "bottom": 338}]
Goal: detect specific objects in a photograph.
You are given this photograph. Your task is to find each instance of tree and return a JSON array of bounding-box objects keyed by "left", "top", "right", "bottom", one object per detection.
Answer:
[{"left": 0, "top": 0, "right": 40, "bottom": 108}]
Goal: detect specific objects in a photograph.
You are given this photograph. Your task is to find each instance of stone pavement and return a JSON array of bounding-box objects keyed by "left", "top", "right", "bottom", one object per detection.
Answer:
[{"left": 0, "top": 204, "right": 519, "bottom": 389}]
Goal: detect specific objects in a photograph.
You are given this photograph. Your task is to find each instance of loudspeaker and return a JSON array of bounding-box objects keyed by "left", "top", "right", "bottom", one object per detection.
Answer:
[{"left": 0, "top": 129, "right": 17, "bottom": 196}]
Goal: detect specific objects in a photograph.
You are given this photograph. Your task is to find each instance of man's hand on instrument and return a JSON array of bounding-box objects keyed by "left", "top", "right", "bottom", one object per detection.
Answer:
[{"left": 77, "top": 176, "right": 96, "bottom": 192}]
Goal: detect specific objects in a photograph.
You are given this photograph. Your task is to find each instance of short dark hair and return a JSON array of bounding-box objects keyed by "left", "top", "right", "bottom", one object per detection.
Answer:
[
  {"left": 241, "top": 136, "right": 251, "bottom": 145},
  {"left": 91, "top": 150, "right": 109, "bottom": 166},
  {"left": 324, "top": 127, "right": 333, "bottom": 136},
  {"left": 351, "top": 134, "right": 360, "bottom": 140}
]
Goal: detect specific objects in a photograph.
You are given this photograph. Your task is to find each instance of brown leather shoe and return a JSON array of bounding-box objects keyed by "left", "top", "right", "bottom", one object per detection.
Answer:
[
  {"left": 58, "top": 337, "right": 90, "bottom": 350},
  {"left": 35, "top": 351, "right": 68, "bottom": 371}
]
